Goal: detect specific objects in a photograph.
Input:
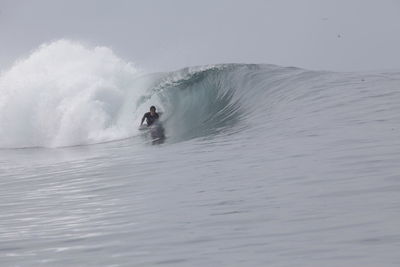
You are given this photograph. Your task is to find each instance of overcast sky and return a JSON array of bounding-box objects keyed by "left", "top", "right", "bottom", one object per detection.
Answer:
[{"left": 1, "top": 0, "right": 400, "bottom": 72}]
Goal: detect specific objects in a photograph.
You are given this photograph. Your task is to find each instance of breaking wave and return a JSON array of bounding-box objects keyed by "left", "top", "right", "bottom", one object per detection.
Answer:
[{"left": 1, "top": 40, "right": 399, "bottom": 148}]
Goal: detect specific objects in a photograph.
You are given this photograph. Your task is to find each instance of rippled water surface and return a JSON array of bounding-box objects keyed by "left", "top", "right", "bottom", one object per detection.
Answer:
[{"left": 1, "top": 42, "right": 400, "bottom": 266}]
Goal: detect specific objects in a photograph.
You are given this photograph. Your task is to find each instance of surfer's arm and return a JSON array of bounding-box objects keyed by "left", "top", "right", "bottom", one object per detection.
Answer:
[{"left": 140, "top": 115, "right": 146, "bottom": 125}]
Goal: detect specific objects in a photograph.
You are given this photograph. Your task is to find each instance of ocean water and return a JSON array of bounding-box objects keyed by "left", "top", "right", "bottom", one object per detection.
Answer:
[{"left": 1, "top": 40, "right": 400, "bottom": 266}]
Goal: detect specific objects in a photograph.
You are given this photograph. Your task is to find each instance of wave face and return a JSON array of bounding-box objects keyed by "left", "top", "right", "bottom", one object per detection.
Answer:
[{"left": 1, "top": 40, "right": 400, "bottom": 149}]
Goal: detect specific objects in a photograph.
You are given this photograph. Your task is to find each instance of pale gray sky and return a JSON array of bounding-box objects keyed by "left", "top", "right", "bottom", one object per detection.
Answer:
[{"left": 1, "top": 0, "right": 400, "bottom": 72}]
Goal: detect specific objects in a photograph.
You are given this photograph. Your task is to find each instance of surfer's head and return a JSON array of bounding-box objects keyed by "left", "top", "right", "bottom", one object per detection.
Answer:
[{"left": 150, "top": 106, "right": 156, "bottom": 115}]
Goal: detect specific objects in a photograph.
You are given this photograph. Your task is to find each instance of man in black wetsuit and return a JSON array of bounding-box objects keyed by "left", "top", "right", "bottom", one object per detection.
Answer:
[{"left": 140, "top": 106, "right": 159, "bottom": 126}]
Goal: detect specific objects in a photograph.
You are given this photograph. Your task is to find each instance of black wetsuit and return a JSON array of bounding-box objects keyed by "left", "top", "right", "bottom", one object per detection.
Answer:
[{"left": 142, "top": 112, "right": 159, "bottom": 126}]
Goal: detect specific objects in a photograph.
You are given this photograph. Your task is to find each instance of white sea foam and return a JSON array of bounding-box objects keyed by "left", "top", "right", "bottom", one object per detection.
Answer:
[{"left": 0, "top": 40, "right": 146, "bottom": 147}]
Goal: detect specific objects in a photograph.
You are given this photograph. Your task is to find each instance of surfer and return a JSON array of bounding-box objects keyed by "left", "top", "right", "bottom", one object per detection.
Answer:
[
  {"left": 140, "top": 106, "right": 160, "bottom": 127},
  {"left": 140, "top": 106, "right": 165, "bottom": 144}
]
